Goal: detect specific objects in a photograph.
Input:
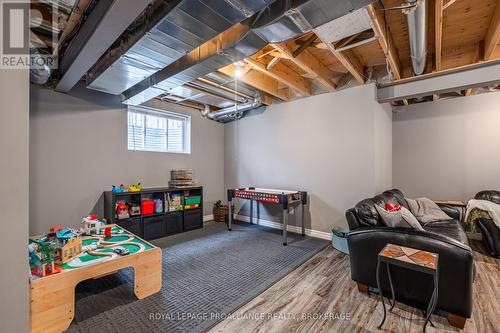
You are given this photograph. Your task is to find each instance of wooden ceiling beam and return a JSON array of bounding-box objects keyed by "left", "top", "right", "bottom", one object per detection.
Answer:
[
  {"left": 367, "top": 3, "right": 402, "bottom": 80},
  {"left": 244, "top": 58, "right": 311, "bottom": 96},
  {"left": 485, "top": 0, "right": 500, "bottom": 60},
  {"left": 435, "top": 0, "right": 443, "bottom": 71},
  {"left": 219, "top": 64, "right": 290, "bottom": 101},
  {"left": 271, "top": 42, "right": 337, "bottom": 92},
  {"left": 316, "top": 35, "right": 365, "bottom": 84},
  {"left": 292, "top": 34, "right": 317, "bottom": 58}
]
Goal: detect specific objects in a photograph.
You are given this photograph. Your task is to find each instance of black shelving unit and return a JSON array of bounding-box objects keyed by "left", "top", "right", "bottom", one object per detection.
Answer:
[{"left": 104, "top": 186, "right": 203, "bottom": 240}]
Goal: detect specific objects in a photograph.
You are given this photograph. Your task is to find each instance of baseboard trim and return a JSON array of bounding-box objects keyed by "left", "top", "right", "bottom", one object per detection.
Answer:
[
  {"left": 234, "top": 214, "right": 331, "bottom": 241},
  {"left": 203, "top": 214, "right": 214, "bottom": 223}
]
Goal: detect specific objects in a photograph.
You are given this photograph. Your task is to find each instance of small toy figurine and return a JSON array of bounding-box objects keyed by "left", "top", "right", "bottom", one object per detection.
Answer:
[
  {"left": 119, "top": 184, "right": 129, "bottom": 192},
  {"left": 136, "top": 183, "right": 143, "bottom": 191},
  {"left": 128, "top": 201, "right": 141, "bottom": 216},
  {"left": 104, "top": 226, "right": 112, "bottom": 238},
  {"left": 115, "top": 202, "right": 130, "bottom": 220},
  {"left": 81, "top": 214, "right": 107, "bottom": 235},
  {"left": 112, "top": 185, "right": 125, "bottom": 193},
  {"left": 113, "top": 246, "right": 130, "bottom": 256}
]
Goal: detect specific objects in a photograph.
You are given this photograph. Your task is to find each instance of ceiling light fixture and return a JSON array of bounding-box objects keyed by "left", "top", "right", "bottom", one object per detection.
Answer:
[{"left": 234, "top": 62, "right": 244, "bottom": 78}]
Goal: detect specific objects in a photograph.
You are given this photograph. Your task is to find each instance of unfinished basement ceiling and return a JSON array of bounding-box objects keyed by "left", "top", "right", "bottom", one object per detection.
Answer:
[
  {"left": 86, "top": 0, "right": 274, "bottom": 95},
  {"left": 35, "top": 0, "right": 500, "bottom": 119}
]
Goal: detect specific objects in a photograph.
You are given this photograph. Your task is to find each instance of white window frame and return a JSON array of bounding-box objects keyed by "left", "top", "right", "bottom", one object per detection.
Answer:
[{"left": 127, "top": 105, "right": 191, "bottom": 154}]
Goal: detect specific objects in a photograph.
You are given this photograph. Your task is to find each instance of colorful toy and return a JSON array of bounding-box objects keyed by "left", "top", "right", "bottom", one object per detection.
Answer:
[
  {"left": 115, "top": 202, "right": 130, "bottom": 220},
  {"left": 50, "top": 225, "right": 64, "bottom": 233},
  {"left": 81, "top": 214, "right": 107, "bottom": 235},
  {"left": 128, "top": 201, "right": 141, "bottom": 216},
  {"left": 154, "top": 199, "right": 163, "bottom": 214},
  {"left": 56, "top": 237, "right": 82, "bottom": 264},
  {"left": 29, "top": 238, "right": 61, "bottom": 277},
  {"left": 112, "top": 185, "right": 126, "bottom": 193},
  {"left": 55, "top": 228, "right": 77, "bottom": 240},
  {"left": 113, "top": 183, "right": 143, "bottom": 192},
  {"left": 113, "top": 246, "right": 130, "bottom": 256},
  {"left": 104, "top": 226, "right": 112, "bottom": 238}
]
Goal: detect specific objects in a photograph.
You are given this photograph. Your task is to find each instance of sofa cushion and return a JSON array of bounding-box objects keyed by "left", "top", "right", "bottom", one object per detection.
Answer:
[
  {"left": 375, "top": 204, "right": 424, "bottom": 230},
  {"left": 423, "top": 219, "right": 469, "bottom": 245}
]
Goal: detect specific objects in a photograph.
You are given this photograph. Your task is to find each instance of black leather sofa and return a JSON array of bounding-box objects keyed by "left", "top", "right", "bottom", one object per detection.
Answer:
[
  {"left": 345, "top": 189, "right": 474, "bottom": 329},
  {"left": 474, "top": 190, "right": 500, "bottom": 258}
]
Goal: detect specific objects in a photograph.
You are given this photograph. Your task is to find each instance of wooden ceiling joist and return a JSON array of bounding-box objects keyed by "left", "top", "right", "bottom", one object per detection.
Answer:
[
  {"left": 244, "top": 58, "right": 311, "bottom": 96},
  {"left": 366, "top": 3, "right": 402, "bottom": 80},
  {"left": 485, "top": 0, "right": 500, "bottom": 60},
  {"left": 435, "top": 0, "right": 444, "bottom": 71},
  {"left": 218, "top": 64, "right": 290, "bottom": 101},
  {"left": 316, "top": 35, "right": 365, "bottom": 84},
  {"left": 271, "top": 42, "right": 337, "bottom": 92}
]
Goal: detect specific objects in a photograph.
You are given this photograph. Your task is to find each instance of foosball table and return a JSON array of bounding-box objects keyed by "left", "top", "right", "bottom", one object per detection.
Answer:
[{"left": 227, "top": 188, "right": 307, "bottom": 245}]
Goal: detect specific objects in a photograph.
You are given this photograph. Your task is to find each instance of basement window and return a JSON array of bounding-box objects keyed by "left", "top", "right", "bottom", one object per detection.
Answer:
[{"left": 127, "top": 106, "right": 191, "bottom": 154}]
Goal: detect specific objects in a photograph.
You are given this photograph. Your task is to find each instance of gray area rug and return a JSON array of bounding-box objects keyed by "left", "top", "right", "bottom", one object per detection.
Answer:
[{"left": 68, "top": 221, "right": 329, "bottom": 333}]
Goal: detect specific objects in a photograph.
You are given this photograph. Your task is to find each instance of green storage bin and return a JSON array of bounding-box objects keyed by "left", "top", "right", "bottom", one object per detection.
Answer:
[
  {"left": 185, "top": 195, "right": 201, "bottom": 205},
  {"left": 332, "top": 226, "right": 349, "bottom": 254}
]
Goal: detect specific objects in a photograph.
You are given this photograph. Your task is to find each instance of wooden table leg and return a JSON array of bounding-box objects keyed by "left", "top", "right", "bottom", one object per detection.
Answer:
[
  {"left": 30, "top": 278, "right": 76, "bottom": 333},
  {"left": 30, "top": 247, "right": 162, "bottom": 333},
  {"left": 132, "top": 248, "right": 163, "bottom": 299}
]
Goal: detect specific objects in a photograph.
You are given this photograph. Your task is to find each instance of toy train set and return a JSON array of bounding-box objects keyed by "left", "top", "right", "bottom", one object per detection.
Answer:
[
  {"left": 28, "top": 215, "right": 151, "bottom": 278},
  {"left": 227, "top": 187, "right": 307, "bottom": 245},
  {"left": 29, "top": 220, "right": 162, "bottom": 333}
]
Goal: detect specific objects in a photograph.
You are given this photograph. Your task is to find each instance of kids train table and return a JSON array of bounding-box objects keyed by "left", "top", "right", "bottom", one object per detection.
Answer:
[
  {"left": 227, "top": 187, "right": 307, "bottom": 245},
  {"left": 29, "top": 225, "right": 162, "bottom": 333}
]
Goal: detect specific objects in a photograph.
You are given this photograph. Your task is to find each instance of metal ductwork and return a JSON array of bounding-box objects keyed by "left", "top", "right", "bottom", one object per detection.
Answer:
[
  {"left": 405, "top": 0, "right": 428, "bottom": 75},
  {"left": 118, "top": 0, "right": 376, "bottom": 106},
  {"left": 208, "top": 96, "right": 263, "bottom": 122},
  {"left": 86, "top": 0, "right": 274, "bottom": 95}
]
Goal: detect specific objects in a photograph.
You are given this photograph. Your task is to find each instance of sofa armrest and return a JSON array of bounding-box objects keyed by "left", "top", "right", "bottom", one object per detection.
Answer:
[
  {"left": 435, "top": 203, "right": 461, "bottom": 220},
  {"left": 347, "top": 227, "right": 474, "bottom": 318}
]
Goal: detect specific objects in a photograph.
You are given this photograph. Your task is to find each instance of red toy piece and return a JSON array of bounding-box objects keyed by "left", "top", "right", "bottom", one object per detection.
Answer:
[
  {"left": 50, "top": 225, "right": 64, "bottom": 233},
  {"left": 104, "top": 226, "right": 112, "bottom": 238}
]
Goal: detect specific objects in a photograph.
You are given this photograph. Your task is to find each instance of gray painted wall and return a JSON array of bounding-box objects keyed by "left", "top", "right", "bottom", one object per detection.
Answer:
[
  {"left": 393, "top": 91, "right": 500, "bottom": 201},
  {"left": 224, "top": 83, "right": 393, "bottom": 233},
  {"left": 30, "top": 84, "right": 225, "bottom": 235},
  {"left": 0, "top": 69, "right": 29, "bottom": 331}
]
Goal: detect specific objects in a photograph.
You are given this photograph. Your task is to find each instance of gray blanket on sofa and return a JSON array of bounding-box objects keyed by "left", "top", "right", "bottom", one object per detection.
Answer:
[{"left": 405, "top": 197, "right": 452, "bottom": 224}]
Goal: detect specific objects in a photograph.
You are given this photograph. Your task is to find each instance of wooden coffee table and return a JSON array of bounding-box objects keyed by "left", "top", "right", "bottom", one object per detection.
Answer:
[{"left": 377, "top": 243, "right": 439, "bottom": 333}]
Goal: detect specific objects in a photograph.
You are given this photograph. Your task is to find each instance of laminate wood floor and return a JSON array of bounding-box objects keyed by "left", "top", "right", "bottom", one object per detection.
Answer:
[{"left": 209, "top": 240, "right": 499, "bottom": 333}]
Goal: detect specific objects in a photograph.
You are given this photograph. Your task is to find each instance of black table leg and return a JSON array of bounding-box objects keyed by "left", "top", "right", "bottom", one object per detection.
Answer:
[
  {"left": 387, "top": 264, "right": 396, "bottom": 311},
  {"left": 423, "top": 272, "right": 439, "bottom": 332},
  {"left": 376, "top": 260, "right": 386, "bottom": 329}
]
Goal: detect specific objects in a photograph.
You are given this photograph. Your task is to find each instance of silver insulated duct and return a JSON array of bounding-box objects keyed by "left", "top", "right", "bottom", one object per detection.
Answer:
[
  {"left": 208, "top": 96, "right": 262, "bottom": 122},
  {"left": 405, "top": 0, "right": 428, "bottom": 75},
  {"left": 86, "top": 0, "right": 274, "bottom": 95},
  {"left": 118, "top": 0, "right": 376, "bottom": 105}
]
